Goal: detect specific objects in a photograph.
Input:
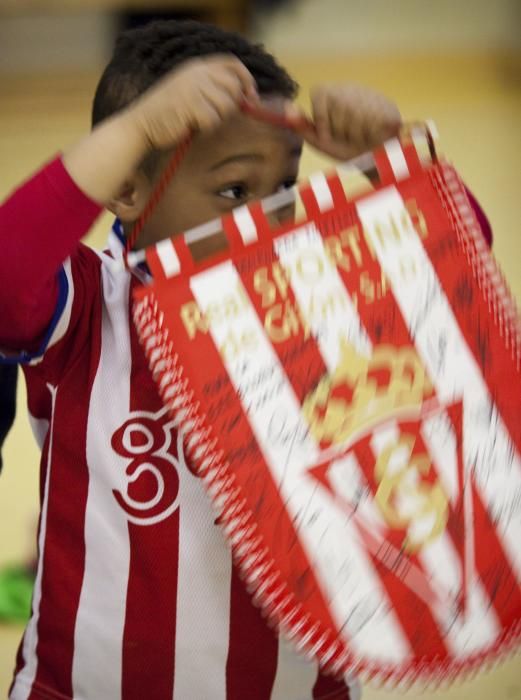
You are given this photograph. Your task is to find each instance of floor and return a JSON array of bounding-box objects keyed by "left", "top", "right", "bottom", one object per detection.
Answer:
[{"left": 0, "top": 49, "right": 520, "bottom": 698}]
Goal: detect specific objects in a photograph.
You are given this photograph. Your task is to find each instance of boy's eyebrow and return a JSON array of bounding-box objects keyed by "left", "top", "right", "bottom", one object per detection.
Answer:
[
  {"left": 209, "top": 145, "right": 303, "bottom": 172},
  {"left": 209, "top": 154, "right": 263, "bottom": 171}
]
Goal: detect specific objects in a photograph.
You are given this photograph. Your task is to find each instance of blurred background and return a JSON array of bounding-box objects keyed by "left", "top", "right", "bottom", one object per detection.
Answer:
[{"left": 0, "top": 0, "right": 520, "bottom": 697}]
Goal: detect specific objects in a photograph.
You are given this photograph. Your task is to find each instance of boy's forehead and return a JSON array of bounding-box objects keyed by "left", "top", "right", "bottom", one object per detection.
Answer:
[{"left": 189, "top": 98, "right": 303, "bottom": 168}]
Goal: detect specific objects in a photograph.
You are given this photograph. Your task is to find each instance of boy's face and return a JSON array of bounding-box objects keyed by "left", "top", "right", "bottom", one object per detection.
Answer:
[{"left": 132, "top": 97, "right": 303, "bottom": 255}]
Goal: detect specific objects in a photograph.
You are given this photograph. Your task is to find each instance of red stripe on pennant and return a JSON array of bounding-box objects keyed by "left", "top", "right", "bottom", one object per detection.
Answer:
[
  {"left": 146, "top": 245, "right": 168, "bottom": 281},
  {"left": 173, "top": 235, "right": 195, "bottom": 274},
  {"left": 326, "top": 172, "right": 349, "bottom": 209},
  {"left": 299, "top": 183, "right": 323, "bottom": 219},
  {"left": 249, "top": 200, "right": 273, "bottom": 244},
  {"left": 328, "top": 209, "right": 415, "bottom": 351},
  {"left": 237, "top": 249, "right": 328, "bottom": 404},
  {"left": 373, "top": 147, "right": 397, "bottom": 187},
  {"left": 444, "top": 400, "right": 470, "bottom": 615},
  {"left": 402, "top": 142, "right": 425, "bottom": 178}
]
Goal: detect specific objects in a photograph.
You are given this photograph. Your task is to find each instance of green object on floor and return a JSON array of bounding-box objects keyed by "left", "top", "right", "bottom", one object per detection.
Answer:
[{"left": 0, "top": 566, "right": 34, "bottom": 623}]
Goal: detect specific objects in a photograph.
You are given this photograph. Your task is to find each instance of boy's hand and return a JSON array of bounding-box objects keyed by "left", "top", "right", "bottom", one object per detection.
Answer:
[
  {"left": 131, "top": 55, "right": 258, "bottom": 150},
  {"left": 302, "top": 84, "right": 402, "bottom": 160},
  {"left": 64, "top": 55, "right": 257, "bottom": 204}
]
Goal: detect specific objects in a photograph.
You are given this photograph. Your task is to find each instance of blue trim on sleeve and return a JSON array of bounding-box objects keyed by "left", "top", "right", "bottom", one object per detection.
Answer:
[{"left": 0, "top": 267, "right": 69, "bottom": 365}]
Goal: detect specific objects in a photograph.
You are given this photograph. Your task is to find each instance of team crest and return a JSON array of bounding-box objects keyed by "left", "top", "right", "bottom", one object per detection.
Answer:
[{"left": 303, "top": 339, "right": 470, "bottom": 608}]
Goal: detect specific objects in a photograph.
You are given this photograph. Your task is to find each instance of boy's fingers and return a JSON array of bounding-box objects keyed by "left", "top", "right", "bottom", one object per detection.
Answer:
[
  {"left": 332, "top": 90, "right": 378, "bottom": 147},
  {"left": 311, "top": 83, "right": 402, "bottom": 146},
  {"left": 219, "top": 56, "right": 258, "bottom": 98},
  {"left": 365, "top": 116, "right": 401, "bottom": 149},
  {"left": 301, "top": 126, "right": 340, "bottom": 158},
  {"left": 213, "top": 71, "right": 257, "bottom": 104},
  {"left": 188, "top": 54, "right": 256, "bottom": 100},
  {"left": 206, "top": 90, "right": 239, "bottom": 120},
  {"left": 366, "top": 97, "right": 402, "bottom": 142},
  {"left": 328, "top": 98, "right": 356, "bottom": 145}
]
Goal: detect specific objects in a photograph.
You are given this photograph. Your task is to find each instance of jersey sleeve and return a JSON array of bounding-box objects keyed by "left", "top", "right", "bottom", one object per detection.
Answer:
[{"left": 0, "top": 157, "right": 102, "bottom": 365}]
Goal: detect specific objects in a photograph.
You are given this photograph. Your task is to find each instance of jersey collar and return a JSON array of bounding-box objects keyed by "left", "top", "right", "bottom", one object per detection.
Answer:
[
  {"left": 108, "top": 218, "right": 126, "bottom": 260},
  {"left": 108, "top": 219, "right": 151, "bottom": 282}
]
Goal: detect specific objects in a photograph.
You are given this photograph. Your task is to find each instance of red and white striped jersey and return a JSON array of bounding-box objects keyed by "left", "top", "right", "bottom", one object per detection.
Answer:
[{"left": 9, "top": 225, "right": 360, "bottom": 700}]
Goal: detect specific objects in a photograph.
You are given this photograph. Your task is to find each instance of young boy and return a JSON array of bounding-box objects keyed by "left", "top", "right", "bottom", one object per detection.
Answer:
[{"left": 0, "top": 19, "right": 485, "bottom": 700}]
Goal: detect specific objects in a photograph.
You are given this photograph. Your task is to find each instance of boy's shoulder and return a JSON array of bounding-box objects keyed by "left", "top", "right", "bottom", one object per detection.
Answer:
[{"left": 22, "top": 231, "right": 137, "bottom": 382}]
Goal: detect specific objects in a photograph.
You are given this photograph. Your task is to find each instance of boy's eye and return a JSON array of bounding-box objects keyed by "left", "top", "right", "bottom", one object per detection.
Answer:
[
  {"left": 218, "top": 184, "right": 248, "bottom": 201},
  {"left": 277, "top": 177, "right": 297, "bottom": 193}
]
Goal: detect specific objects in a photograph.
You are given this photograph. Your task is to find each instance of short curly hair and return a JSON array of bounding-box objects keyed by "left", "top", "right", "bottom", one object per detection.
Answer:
[{"left": 92, "top": 19, "right": 298, "bottom": 127}]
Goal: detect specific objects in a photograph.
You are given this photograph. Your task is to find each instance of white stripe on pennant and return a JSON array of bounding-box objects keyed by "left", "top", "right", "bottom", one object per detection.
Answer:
[
  {"left": 156, "top": 238, "right": 181, "bottom": 277},
  {"left": 274, "top": 223, "right": 371, "bottom": 370},
  {"left": 384, "top": 139, "right": 410, "bottom": 180},
  {"left": 189, "top": 257, "right": 411, "bottom": 665},
  {"left": 233, "top": 205, "right": 258, "bottom": 245},
  {"left": 420, "top": 411, "right": 460, "bottom": 506},
  {"left": 309, "top": 172, "right": 334, "bottom": 212}
]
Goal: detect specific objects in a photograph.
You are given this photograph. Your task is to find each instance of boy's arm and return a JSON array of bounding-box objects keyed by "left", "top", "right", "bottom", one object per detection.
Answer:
[
  {"left": 0, "top": 56, "right": 256, "bottom": 355},
  {"left": 0, "top": 158, "right": 102, "bottom": 353},
  {"left": 0, "top": 114, "right": 144, "bottom": 353}
]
